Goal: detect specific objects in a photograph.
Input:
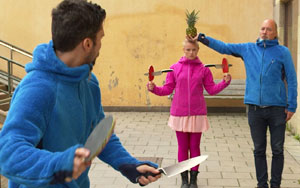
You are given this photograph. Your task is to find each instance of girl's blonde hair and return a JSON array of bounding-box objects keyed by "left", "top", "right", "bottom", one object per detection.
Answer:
[{"left": 183, "top": 39, "right": 199, "bottom": 49}]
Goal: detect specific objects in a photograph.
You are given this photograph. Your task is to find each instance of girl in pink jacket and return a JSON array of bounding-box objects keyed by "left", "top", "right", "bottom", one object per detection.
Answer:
[{"left": 148, "top": 40, "right": 231, "bottom": 188}]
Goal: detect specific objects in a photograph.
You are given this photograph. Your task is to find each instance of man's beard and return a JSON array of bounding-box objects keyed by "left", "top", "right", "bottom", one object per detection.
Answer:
[
  {"left": 85, "top": 49, "right": 99, "bottom": 69},
  {"left": 84, "top": 55, "right": 96, "bottom": 66},
  {"left": 91, "top": 59, "right": 96, "bottom": 66},
  {"left": 88, "top": 59, "right": 96, "bottom": 72}
]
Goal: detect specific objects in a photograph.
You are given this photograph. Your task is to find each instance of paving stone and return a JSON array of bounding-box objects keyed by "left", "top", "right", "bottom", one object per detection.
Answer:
[
  {"left": 199, "top": 171, "right": 222, "bottom": 178},
  {"left": 222, "top": 172, "right": 252, "bottom": 179},
  {"left": 87, "top": 112, "right": 300, "bottom": 188},
  {"left": 208, "top": 178, "right": 239, "bottom": 186},
  {"left": 238, "top": 178, "right": 258, "bottom": 186}
]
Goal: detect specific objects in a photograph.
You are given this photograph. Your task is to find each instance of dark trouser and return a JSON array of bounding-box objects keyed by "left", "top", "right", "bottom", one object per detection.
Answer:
[{"left": 247, "top": 105, "right": 286, "bottom": 188}]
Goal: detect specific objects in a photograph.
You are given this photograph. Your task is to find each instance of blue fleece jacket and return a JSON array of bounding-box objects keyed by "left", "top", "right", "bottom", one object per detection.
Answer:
[
  {"left": 0, "top": 41, "right": 157, "bottom": 187},
  {"left": 199, "top": 35, "right": 297, "bottom": 112}
]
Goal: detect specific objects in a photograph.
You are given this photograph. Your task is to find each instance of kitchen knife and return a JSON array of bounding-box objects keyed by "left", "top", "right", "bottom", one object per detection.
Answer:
[
  {"left": 142, "top": 155, "right": 208, "bottom": 178},
  {"left": 144, "top": 69, "right": 173, "bottom": 77},
  {"left": 84, "top": 115, "right": 116, "bottom": 161},
  {"left": 204, "top": 64, "right": 232, "bottom": 69}
]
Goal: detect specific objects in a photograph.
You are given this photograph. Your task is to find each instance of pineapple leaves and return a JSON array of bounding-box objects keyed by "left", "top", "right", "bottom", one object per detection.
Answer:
[
  {"left": 185, "top": 9, "right": 199, "bottom": 38},
  {"left": 185, "top": 9, "right": 199, "bottom": 27}
]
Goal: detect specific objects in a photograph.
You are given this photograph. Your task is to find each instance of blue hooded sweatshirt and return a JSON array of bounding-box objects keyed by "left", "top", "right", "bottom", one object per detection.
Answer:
[
  {"left": 0, "top": 41, "right": 157, "bottom": 187},
  {"left": 199, "top": 35, "right": 297, "bottom": 112}
]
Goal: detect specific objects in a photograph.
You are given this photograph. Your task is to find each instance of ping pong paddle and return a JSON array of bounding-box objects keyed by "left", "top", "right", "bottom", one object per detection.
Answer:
[
  {"left": 84, "top": 115, "right": 116, "bottom": 162},
  {"left": 148, "top": 65, "right": 154, "bottom": 81},
  {"left": 222, "top": 58, "right": 229, "bottom": 74}
]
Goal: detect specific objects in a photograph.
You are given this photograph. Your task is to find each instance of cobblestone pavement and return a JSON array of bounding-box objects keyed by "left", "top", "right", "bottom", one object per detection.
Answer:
[
  {"left": 88, "top": 112, "right": 300, "bottom": 188},
  {"left": 1, "top": 112, "right": 299, "bottom": 188}
]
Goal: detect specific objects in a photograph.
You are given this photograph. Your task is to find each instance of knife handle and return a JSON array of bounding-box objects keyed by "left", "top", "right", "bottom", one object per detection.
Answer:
[{"left": 142, "top": 168, "right": 163, "bottom": 178}]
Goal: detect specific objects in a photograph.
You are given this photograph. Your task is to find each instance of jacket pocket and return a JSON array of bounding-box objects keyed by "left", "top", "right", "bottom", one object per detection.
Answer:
[{"left": 265, "top": 59, "right": 275, "bottom": 75}]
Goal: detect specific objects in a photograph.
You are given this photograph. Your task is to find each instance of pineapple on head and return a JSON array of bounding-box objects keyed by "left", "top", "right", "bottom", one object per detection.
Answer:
[{"left": 185, "top": 9, "right": 199, "bottom": 38}]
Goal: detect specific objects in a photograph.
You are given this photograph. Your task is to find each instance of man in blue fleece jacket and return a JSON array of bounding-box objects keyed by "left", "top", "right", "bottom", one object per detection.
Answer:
[
  {"left": 0, "top": 0, "right": 161, "bottom": 187},
  {"left": 188, "top": 19, "right": 297, "bottom": 188}
]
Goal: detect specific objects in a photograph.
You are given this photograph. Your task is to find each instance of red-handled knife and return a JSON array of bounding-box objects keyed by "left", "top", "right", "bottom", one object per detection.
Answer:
[
  {"left": 144, "top": 66, "right": 173, "bottom": 81},
  {"left": 204, "top": 58, "right": 232, "bottom": 72}
]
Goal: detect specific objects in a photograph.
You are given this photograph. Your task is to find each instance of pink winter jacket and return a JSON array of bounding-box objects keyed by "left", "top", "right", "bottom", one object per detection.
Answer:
[{"left": 149, "top": 56, "right": 231, "bottom": 116}]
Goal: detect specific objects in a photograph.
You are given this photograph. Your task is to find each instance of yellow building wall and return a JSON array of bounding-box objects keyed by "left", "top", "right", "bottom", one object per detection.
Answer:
[
  {"left": 289, "top": 1, "right": 300, "bottom": 135},
  {"left": 0, "top": 0, "right": 273, "bottom": 108}
]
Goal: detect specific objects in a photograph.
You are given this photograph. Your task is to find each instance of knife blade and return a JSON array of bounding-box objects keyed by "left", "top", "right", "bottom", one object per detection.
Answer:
[
  {"left": 160, "top": 155, "right": 208, "bottom": 177},
  {"left": 84, "top": 115, "right": 116, "bottom": 161},
  {"left": 144, "top": 69, "right": 173, "bottom": 76},
  {"left": 142, "top": 155, "right": 208, "bottom": 178},
  {"left": 204, "top": 64, "right": 232, "bottom": 69}
]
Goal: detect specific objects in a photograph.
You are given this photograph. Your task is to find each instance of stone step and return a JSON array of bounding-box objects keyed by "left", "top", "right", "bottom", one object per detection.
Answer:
[
  {"left": 0, "top": 84, "right": 8, "bottom": 91},
  {"left": 0, "top": 102, "right": 10, "bottom": 112},
  {"left": 0, "top": 109, "right": 8, "bottom": 125},
  {"left": 0, "top": 93, "right": 9, "bottom": 100},
  {"left": 0, "top": 82, "right": 16, "bottom": 92}
]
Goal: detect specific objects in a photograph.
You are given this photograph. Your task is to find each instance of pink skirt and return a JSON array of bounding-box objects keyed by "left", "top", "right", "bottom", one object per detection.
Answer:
[{"left": 168, "top": 115, "right": 209, "bottom": 133}]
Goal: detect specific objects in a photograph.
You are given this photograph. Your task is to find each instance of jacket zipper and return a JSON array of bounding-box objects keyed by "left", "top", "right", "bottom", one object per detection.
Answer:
[
  {"left": 260, "top": 41, "right": 266, "bottom": 105},
  {"left": 188, "top": 63, "right": 190, "bottom": 116}
]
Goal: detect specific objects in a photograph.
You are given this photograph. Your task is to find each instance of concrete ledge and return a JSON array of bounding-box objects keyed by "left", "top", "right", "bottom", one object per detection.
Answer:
[
  {"left": 207, "top": 107, "right": 246, "bottom": 113},
  {"left": 103, "top": 106, "right": 246, "bottom": 113},
  {"left": 103, "top": 106, "right": 170, "bottom": 112}
]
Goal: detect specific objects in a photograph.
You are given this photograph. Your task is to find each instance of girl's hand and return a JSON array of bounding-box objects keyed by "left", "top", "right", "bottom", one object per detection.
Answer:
[
  {"left": 223, "top": 73, "right": 231, "bottom": 83},
  {"left": 147, "top": 81, "right": 155, "bottom": 91}
]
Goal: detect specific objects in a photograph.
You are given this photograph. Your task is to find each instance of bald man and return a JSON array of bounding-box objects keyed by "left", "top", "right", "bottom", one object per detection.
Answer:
[{"left": 188, "top": 19, "right": 297, "bottom": 188}]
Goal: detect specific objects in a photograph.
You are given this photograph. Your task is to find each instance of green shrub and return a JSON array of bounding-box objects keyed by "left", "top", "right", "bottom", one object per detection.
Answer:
[{"left": 294, "top": 134, "right": 300, "bottom": 142}]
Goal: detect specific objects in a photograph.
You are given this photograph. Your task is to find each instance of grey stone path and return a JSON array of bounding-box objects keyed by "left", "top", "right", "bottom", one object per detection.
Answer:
[{"left": 88, "top": 112, "right": 300, "bottom": 188}]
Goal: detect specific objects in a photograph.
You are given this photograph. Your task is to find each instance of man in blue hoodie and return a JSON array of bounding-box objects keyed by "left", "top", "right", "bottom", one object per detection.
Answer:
[
  {"left": 188, "top": 19, "right": 297, "bottom": 188},
  {"left": 0, "top": 0, "right": 161, "bottom": 187}
]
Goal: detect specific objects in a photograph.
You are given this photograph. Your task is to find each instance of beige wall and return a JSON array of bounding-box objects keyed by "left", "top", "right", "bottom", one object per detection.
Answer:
[
  {"left": 289, "top": 0, "right": 300, "bottom": 135},
  {"left": 274, "top": 0, "right": 300, "bottom": 136},
  {"left": 0, "top": 0, "right": 273, "bottom": 108}
]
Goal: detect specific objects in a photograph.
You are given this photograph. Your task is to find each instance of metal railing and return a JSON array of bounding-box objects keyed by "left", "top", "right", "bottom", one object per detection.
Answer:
[
  {"left": 0, "top": 55, "right": 25, "bottom": 96},
  {"left": 0, "top": 40, "right": 33, "bottom": 59},
  {"left": 0, "top": 40, "right": 31, "bottom": 105}
]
